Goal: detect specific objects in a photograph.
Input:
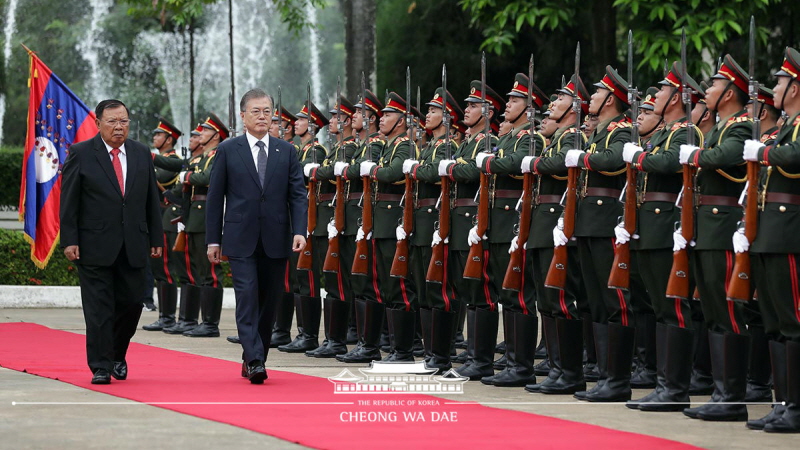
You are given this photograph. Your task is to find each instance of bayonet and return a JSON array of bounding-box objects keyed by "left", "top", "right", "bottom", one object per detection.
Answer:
[
  {"left": 443, "top": 64, "right": 450, "bottom": 159},
  {"left": 278, "top": 86, "right": 284, "bottom": 140},
  {"left": 416, "top": 85, "right": 422, "bottom": 141},
  {"left": 749, "top": 15, "right": 760, "bottom": 140},
  {"left": 681, "top": 29, "right": 694, "bottom": 147},
  {"left": 528, "top": 54, "right": 536, "bottom": 157},
  {"left": 481, "top": 51, "right": 491, "bottom": 154},
  {"left": 307, "top": 81, "right": 316, "bottom": 139},
  {"left": 574, "top": 43, "right": 581, "bottom": 150},
  {"left": 628, "top": 30, "right": 640, "bottom": 144}
]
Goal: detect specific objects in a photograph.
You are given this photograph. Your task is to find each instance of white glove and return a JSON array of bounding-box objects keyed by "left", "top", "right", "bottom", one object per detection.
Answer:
[
  {"left": 178, "top": 171, "right": 188, "bottom": 183},
  {"left": 402, "top": 159, "right": 419, "bottom": 174},
  {"left": 553, "top": 223, "right": 568, "bottom": 247},
  {"left": 521, "top": 155, "right": 535, "bottom": 174},
  {"left": 623, "top": 143, "right": 642, "bottom": 163},
  {"left": 438, "top": 159, "right": 455, "bottom": 177},
  {"left": 333, "top": 161, "right": 349, "bottom": 176},
  {"left": 360, "top": 161, "right": 377, "bottom": 177},
  {"left": 733, "top": 229, "right": 750, "bottom": 253},
  {"left": 614, "top": 223, "right": 631, "bottom": 245},
  {"left": 303, "top": 163, "right": 320, "bottom": 178},
  {"left": 679, "top": 145, "right": 699, "bottom": 165},
  {"left": 177, "top": 222, "right": 185, "bottom": 233},
  {"left": 431, "top": 230, "right": 449, "bottom": 247},
  {"left": 355, "top": 226, "right": 373, "bottom": 242},
  {"left": 743, "top": 139, "right": 764, "bottom": 162},
  {"left": 565, "top": 149, "right": 584, "bottom": 167},
  {"left": 396, "top": 225, "right": 407, "bottom": 241},
  {"left": 508, "top": 236, "right": 526, "bottom": 254},
  {"left": 476, "top": 152, "right": 492, "bottom": 171},
  {"left": 673, "top": 229, "right": 687, "bottom": 252},
  {"left": 327, "top": 221, "right": 338, "bottom": 239},
  {"left": 467, "top": 225, "right": 487, "bottom": 246}
]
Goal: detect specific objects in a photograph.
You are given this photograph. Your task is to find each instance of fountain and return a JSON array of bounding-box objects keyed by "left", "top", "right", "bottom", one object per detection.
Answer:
[
  {"left": 0, "top": 0, "right": 21, "bottom": 146},
  {"left": 77, "top": 0, "right": 113, "bottom": 105}
]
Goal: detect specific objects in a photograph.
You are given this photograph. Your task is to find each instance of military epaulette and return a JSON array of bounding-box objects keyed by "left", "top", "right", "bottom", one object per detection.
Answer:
[
  {"left": 670, "top": 122, "right": 689, "bottom": 131},
  {"left": 368, "top": 136, "right": 385, "bottom": 144},
  {"left": 607, "top": 120, "right": 632, "bottom": 132},
  {"left": 761, "top": 129, "right": 779, "bottom": 144},
  {"left": 727, "top": 114, "right": 750, "bottom": 126},
  {"left": 516, "top": 129, "right": 529, "bottom": 138},
  {"left": 793, "top": 115, "right": 800, "bottom": 127},
  {"left": 395, "top": 136, "right": 410, "bottom": 143},
  {"left": 207, "top": 150, "right": 216, "bottom": 157},
  {"left": 474, "top": 133, "right": 486, "bottom": 143}
]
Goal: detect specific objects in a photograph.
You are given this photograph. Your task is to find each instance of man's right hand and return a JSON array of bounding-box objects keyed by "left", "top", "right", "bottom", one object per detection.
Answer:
[
  {"left": 64, "top": 245, "right": 80, "bottom": 261},
  {"left": 207, "top": 246, "right": 221, "bottom": 263}
]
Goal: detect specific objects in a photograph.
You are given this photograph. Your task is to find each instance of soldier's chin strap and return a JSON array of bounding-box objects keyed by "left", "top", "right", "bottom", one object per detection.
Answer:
[
  {"left": 640, "top": 116, "right": 664, "bottom": 137},
  {"left": 200, "top": 131, "right": 218, "bottom": 147},
  {"left": 710, "top": 80, "right": 733, "bottom": 114},
  {"left": 594, "top": 91, "right": 614, "bottom": 118},
  {"left": 658, "top": 87, "right": 679, "bottom": 117},
  {"left": 551, "top": 99, "right": 572, "bottom": 123},
  {"left": 386, "top": 113, "right": 403, "bottom": 138},
  {"left": 507, "top": 101, "right": 527, "bottom": 124},
  {"left": 779, "top": 77, "right": 798, "bottom": 112}
]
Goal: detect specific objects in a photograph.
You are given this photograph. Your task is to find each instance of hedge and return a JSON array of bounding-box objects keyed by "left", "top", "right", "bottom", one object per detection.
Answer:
[{"left": 0, "top": 147, "right": 23, "bottom": 208}]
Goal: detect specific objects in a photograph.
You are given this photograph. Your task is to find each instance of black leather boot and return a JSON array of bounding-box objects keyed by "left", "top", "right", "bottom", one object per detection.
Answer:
[
  {"left": 764, "top": 340, "right": 800, "bottom": 433},
  {"left": 413, "top": 309, "right": 425, "bottom": 357},
  {"left": 419, "top": 308, "right": 433, "bottom": 364},
  {"left": 455, "top": 307, "right": 498, "bottom": 380},
  {"left": 279, "top": 295, "right": 320, "bottom": 353},
  {"left": 689, "top": 324, "right": 714, "bottom": 395},
  {"left": 585, "top": 322, "right": 634, "bottom": 402},
  {"left": 525, "top": 314, "right": 558, "bottom": 392},
  {"left": 163, "top": 284, "right": 200, "bottom": 334},
  {"left": 627, "top": 321, "right": 668, "bottom": 410},
  {"left": 537, "top": 317, "right": 586, "bottom": 395},
  {"left": 282, "top": 294, "right": 305, "bottom": 349},
  {"left": 184, "top": 286, "right": 223, "bottom": 337},
  {"left": 454, "top": 300, "right": 467, "bottom": 349},
  {"left": 453, "top": 307, "right": 475, "bottom": 365},
  {"left": 487, "top": 312, "right": 538, "bottom": 387},
  {"left": 143, "top": 282, "right": 178, "bottom": 331},
  {"left": 575, "top": 322, "right": 608, "bottom": 400},
  {"left": 337, "top": 299, "right": 384, "bottom": 363},
  {"left": 484, "top": 310, "right": 514, "bottom": 384},
  {"left": 270, "top": 292, "right": 294, "bottom": 348},
  {"left": 307, "top": 298, "right": 349, "bottom": 358},
  {"left": 685, "top": 331, "right": 750, "bottom": 421},
  {"left": 636, "top": 324, "right": 694, "bottom": 412},
  {"left": 385, "top": 308, "right": 416, "bottom": 362},
  {"left": 380, "top": 317, "right": 391, "bottom": 353},
  {"left": 495, "top": 341, "right": 507, "bottom": 354},
  {"left": 581, "top": 312, "right": 600, "bottom": 381},
  {"left": 534, "top": 326, "right": 547, "bottom": 360},
  {"left": 630, "top": 313, "right": 657, "bottom": 389},
  {"left": 346, "top": 299, "right": 359, "bottom": 344},
  {"left": 744, "top": 325, "right": 773, "bottom": 403},
  {"left": 426, "top": 308, "right": 455, "bottom": 374},
  {"left": 748, "top": 340, "right": 787, "bottom": 430}
]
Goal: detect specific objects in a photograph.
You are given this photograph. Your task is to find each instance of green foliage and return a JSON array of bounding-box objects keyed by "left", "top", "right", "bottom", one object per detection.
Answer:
[
  {"left": 0, "top": 229, "right": 80, "bottom": 285},
  {"left": 272, "top": 0, "right": 329, "bottom": 35},
  {"left": 0, "top": 147, "right": 23, "bottom": 208},
  {"left": 125, "top": 0, "right": 220, "bottom": 29}
]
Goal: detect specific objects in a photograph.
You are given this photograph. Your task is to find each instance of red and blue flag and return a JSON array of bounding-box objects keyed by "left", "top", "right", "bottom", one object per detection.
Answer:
[{"left": 18, "top": 50, "right": 98, "bottom": 268}]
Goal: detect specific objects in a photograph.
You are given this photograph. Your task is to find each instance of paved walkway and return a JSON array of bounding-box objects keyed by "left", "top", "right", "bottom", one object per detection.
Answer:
[{"left": 0, "top": 308, "right": 793, "bottom": 450}]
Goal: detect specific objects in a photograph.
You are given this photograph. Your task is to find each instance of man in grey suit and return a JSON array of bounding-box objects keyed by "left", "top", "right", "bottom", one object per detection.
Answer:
[{"left": 206, "top": 89, "right": 308, "bottom": 384}]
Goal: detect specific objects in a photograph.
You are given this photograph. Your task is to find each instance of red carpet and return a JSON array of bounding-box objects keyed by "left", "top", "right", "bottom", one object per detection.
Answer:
[{"left": 0, "top": 323, "right": 700, "bottom": 450}]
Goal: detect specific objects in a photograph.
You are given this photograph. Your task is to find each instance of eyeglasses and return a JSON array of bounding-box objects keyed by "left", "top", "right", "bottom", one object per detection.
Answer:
[
  {"left": 103, "top": 119, "right": 131, "bottom": 127},
  {"left": 247, "top": 109, "right": 272, "bottom": 117}
]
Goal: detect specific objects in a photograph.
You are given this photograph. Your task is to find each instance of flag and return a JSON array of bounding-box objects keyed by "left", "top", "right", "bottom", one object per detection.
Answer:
[{"left": 18, "top": 48, "right": 98, "bottom": 268}]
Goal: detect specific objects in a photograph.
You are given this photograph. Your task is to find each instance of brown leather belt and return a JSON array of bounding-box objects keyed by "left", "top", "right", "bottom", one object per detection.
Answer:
[
  {"left": 348, "top": 193, "right": 363, "bottom": 200},
  {"left": 765, "top": 192, "right": 800, "bottom": 205},
  {"left": 697, "top": 195, "right": 739, "bottom": 207},
  {"left": 318, "top": 193, "right": 335, "bottom": 201},
  {"left": 584, "top": 188, "right": 621, "bottom": 198},
  {"left": 642, "top": 192, "right": 678, "bottom": 203},
  {"left": 417, "top": 198, "right": 438, "bottom": 207},
  {"left": 494, "top": 189, "right": 523, "bottom": 199},
  {"left": 375, "top": 193, "right": 403, "bottom": 202},
  {"left": 536, "top": 195, "right": 562, "bottom": 204},
  {"left": 191, "top": 195, "right": 207, "bottom": 201},
  {"left": 452, "top": 198, "right": 478, "bottom": 207}
]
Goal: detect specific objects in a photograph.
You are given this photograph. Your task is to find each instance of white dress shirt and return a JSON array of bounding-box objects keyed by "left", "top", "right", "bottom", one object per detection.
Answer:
[
  {"left": 245, "top": 132, "right": 269, "bottom": 172},
  {"left": 102, "top": 140, "right": 127, "bottom": 186}
]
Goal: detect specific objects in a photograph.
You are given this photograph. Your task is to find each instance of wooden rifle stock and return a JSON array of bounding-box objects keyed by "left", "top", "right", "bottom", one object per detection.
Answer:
[
  {"left": 390, "top": 176, "right": 414, "bottom": 278},
  {"left": 352, "top": 176, "right": 373, "bottom": 275},
  {"left": 323, "top": 176, "right": 346, "bottom": 273},
  {"left": 726, "top": 161, "right": 758, "bottom": 302},
  {"left": 463, "top": 172, "right": 490, "bottom": 280},
  {"left": 665, "top": 167, "right": 696, "bottom": 299},
  {"left": 297, "top": 179, "right": 317, "bottom": 271},
  {"left": 608, "top": 163, "right": 637, "bottom": 289},
  {"left": 172, "top": 231, "right": 187, "bottom": 252},
  {"left": 503, "top": 173, "right": 533, "bottom": 291},
  {"left": 545, "top": 167, "right": 577, "bottom": 289},
  {"left": 426, "top": 177, "right": 450, "bottom": 283}
]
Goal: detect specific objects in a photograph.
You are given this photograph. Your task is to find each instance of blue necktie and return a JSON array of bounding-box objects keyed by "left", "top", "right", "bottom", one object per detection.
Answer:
[{"left": 256, "top": 141, "right": 267, "bottom": 188}]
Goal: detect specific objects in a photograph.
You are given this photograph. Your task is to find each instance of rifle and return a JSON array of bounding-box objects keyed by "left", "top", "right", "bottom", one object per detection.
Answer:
[
  {"left": 503, "top": 54, "right": 536, "bottom": 291},
  {"left": 323, "top": 78, "right": 346, "bottom": 273},
  {"left": 726, "top": 16, "right": 758, "bottom": 303},
  {"left": 352, "top": 73, "right": 373, "bottom": 275},
  {"left": 427, "top": 65, "right": 451, "bottom": 283},
  {"left": 297, "top": 82, "right": 317, "bottom": 271},
  {"left": 608, "top": 30, "right": 639, "bottom": 290},
  {"left": 666, "top": 29, "right": 697, "bottom": 300},
  {"left": 545, "top": 43, "right": 582, "bottom": 289},
  {"left": 228, "top": 92, "right": 237, "bottom": 137},
  {"left": 391, "top": 67, "right": 415, "bottom": 278},
  {"left": 277, "top": 86, "right": 285, "bottom": 141},
  {"left": 464, "top": 52, "right": 491, "bottom": 280}
]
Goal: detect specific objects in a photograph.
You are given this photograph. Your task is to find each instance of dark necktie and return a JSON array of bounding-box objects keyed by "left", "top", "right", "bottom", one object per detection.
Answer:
[
  {"left": 256, "top": 141, "right": 267, "bottom": 188},
  {"left": 110, "top": 148, "right": 124, "bottom": 196}
]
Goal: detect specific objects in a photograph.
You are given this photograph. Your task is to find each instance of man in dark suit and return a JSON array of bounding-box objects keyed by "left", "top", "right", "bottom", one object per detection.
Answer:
[
  {"left": 60, "top": 99, "right": 163, "bottom": 385},
  {"left": 206, "top": 88, "right": 307, "bottom": 384}
]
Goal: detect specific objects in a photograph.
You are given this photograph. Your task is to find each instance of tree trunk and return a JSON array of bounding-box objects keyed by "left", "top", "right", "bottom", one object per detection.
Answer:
[
  {"left": 189, "top": 22, "right": 195, "bottom": 128},
  {"left": 341, "top": 0, "right": 376, "bottom": 96},
  {"left": 589, "top": 0, "right": 618, "bottom": 81}
]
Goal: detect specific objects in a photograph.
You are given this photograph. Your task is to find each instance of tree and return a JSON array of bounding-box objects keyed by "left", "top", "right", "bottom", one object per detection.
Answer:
[{"left": 340, "top": 0, "right": 376, "bottom": 97}]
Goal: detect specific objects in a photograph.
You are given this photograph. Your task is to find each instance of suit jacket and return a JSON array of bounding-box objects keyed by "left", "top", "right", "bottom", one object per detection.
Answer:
[
  {"left": 60, "top": 134, "right": 163, "bottom": 267},
  {"left": 206, "top": 134, "right": 307, "bottom": 259}
]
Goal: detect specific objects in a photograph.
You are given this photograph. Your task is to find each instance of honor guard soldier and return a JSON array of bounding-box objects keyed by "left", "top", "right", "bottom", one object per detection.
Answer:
[
  {"left": 621, "top": 63, "right": 705, "bottom": 411},
  {"left": 751, "top": 86, "right": 781, "bottom": 145},
  {"left": 438, "top": 80, "right": 503, "bottom": 380},
  {"left": 637, "top": 87, "right": 665, "bottom": 141},
  {"left": 477, "top": 73, "right": 548, "bottom": 387},
  {"left": 303, "top": 96, "right": 358, "bottom": 358},
  {"left": 402, "top": 87, "right": 464, "bottom": 373},
  {"left": 562, "top": 66, "right": 634, "bottom": 402},
  {"left": 142, "top": 118, "right": 185, "bottom": 331},
  {"left": 358, "top": 92, "right": 419, "bottom": 362},
  {"left": 743, "top": 47, "right": 800, "bottom": 433},
  {"left": 678, "top": 55, "right": 753, "bottom": 422},
  {"left": 335, "top": 89, "right": 387, "bottom": 363},
  {"left": 278, "top": 101, "right": 328, "bottom": 353},
  {"left": 521, "top": 75, "right": 590, "bottom": 395},
  {"left": 168, "top": 114, "right": 228, "bottom": 338}
]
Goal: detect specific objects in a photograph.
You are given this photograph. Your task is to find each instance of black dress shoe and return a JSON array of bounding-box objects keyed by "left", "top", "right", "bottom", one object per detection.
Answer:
[
  {"left": 143, "top": 301, "right": 157, "bottom": 312},
  {"left": 227, "top": 335, "right": 240, "bottom": 344},
  {"left": 246, "top": 361, "right": 267, "bottom": 384},
  {"left": 111, "top": 361, "right": 127, "bottom": 380},
  {"left": 241, "top": 361, "right": 248, "bottom": 378},
  {"left": 91, "top": 369, "right": 111, "bottom": 385}
]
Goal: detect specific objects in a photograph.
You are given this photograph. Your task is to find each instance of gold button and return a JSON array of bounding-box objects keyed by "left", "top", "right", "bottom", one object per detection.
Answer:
[
  {"left": 712, "top": 208, "right": 719, "bottom": 214},
  {"left": 780, "top": 205, "right": 787, "bottom": 212},
  {"left": 427, "top": 208, "right": 433, "bottom": 213},
  {"left": 198, "top": 205, "right": 202, "bottom": 209},
  {"left": 549, "top": 208, "right": 555, "bottom": 213},
  {"left": 387, "top": 205, "right": 392, "bottom": 209},
  {"left": 172, "top": 206, "right": 177, "bottom": 211},
  {"left": 465, "top": 212, "right": 470, "bottom": 218},
  {"left": 504, "top": 205, "right": 510, "bottom": 210},
  {"left": 655, "top": 208, "right": 661, "bottom": 214},
  {"left": 597, "top": 199, "right": 603, "bottom": 206}
]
